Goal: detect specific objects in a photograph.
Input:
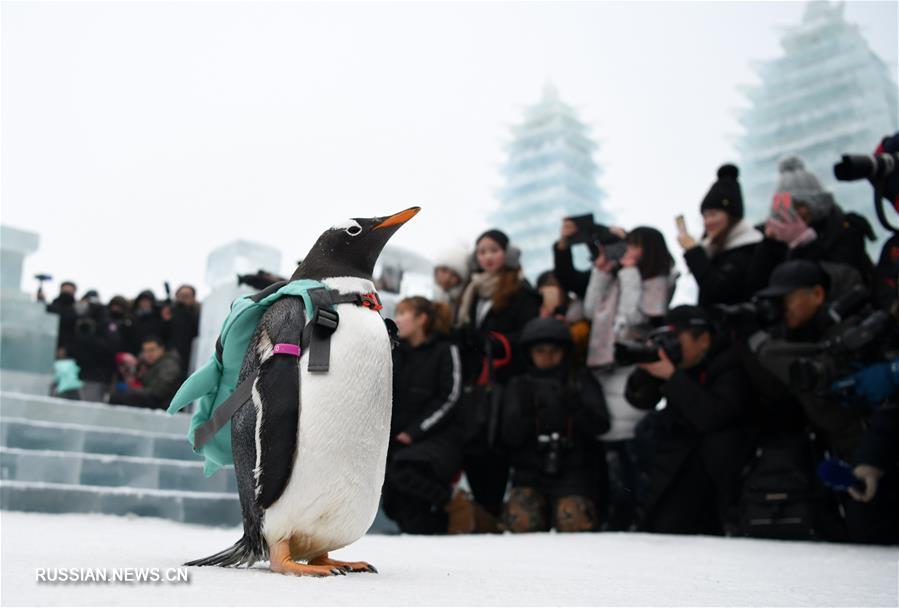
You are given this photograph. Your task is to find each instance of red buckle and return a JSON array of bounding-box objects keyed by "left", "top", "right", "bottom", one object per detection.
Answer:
[{"left": 360, "top": 292, "right": 383, "bottom": 312}]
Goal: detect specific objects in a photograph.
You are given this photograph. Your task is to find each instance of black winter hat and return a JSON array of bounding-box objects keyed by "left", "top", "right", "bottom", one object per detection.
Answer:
[
  {"left": 700, "top": 164, "right": 744, "bottom": 220},
  {"left": 519, "top": 317, "right": 573, "bottom": 349}
]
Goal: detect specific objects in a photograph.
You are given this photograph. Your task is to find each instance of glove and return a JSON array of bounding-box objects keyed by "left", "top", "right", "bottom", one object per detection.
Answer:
[
  {"left": 833, "top": 359, "right": 899, "bottom": 406},
  {"left": 765, "top": 213, "right": 816, "bottom": 248}
]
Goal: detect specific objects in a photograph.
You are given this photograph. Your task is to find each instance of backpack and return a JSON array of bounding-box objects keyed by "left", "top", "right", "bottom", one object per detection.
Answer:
[{"left": 167, "top": 279, "right": 388, "bottom": 476}]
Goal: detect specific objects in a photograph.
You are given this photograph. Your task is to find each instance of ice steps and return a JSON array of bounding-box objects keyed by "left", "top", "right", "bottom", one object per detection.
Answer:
[
  {"left": 0, "top": 480, "right": 240, "bottom": 526},
  {"left": 0, "top": 447, "right": 238, "bottom": 493},
  {"left": 0, "top": 417, "right": 197, "bottom": 460},
  {"left": 1, "top": 391, "right": 190, "bottom": 435},
  {"left": 0, "top": 390, "right": 240, "bottom": 526},
  {"left": 0, "top": 391, "right": 398, "bottom": 532}
]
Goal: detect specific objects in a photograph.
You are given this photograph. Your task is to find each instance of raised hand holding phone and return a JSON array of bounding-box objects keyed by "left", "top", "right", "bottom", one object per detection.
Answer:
[{"left": 675, "top": 214, "right": 696, "bottom": 250}]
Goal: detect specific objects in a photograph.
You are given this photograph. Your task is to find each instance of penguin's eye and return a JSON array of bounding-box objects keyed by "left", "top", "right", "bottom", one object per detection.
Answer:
[{"left": 346, "top": 225, "right": 362, "bottom": 237}]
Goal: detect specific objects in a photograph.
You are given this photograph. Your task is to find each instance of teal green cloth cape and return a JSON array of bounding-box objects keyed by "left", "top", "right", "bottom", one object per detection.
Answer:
[{"left": 167, "top": 279, "right": 325, "bottom": 476}]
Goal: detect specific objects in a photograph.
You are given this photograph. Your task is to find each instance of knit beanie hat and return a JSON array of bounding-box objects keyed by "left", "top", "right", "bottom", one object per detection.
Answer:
[
  {"left": 700, "top": 164, "right": 744, "bottom": 219},
  {"left": 774, "top": 156, "right": 835, "bottom": 222},
  {"left": 434, "top": 245, "right": 471, "bottom": 283}
]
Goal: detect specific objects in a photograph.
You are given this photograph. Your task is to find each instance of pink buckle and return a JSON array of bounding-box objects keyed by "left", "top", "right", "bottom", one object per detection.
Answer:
[{"left": 272, "top": 343, "right": 301, "bottom": 357}]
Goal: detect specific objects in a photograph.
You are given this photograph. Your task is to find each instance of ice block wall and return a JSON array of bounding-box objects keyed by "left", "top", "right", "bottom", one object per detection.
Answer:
[
  {"left": 0, "top": 226, "right": 58, "bottom": 393},
  {"left": 193, "top": 240, "right": 282, "bottom": 372}
]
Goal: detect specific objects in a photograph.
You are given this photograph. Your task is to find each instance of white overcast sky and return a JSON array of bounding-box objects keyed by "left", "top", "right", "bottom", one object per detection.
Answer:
[{"left": 2, "top": 1, "right": 897, "bottom": 301}]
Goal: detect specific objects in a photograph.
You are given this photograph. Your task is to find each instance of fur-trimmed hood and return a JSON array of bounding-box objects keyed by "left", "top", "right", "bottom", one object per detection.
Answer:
[{"left": 701, "top": 218, "right": 763, "bottom": 256}]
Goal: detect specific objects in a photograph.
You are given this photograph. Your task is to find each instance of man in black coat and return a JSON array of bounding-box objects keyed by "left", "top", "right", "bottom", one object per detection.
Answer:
[
  {"left": 166, "top": 284, "right": 200, "bottom": 376},
  {"left": 45, "top": 281, "right": 79, "bottom": 350},
  {"left": 625, "top": 306, "right": 754, "bottom": 535},
  {"left": 846, "top": 402, "right": 898, "bottom": 545},
  {"left": 748, "top": 260, "right": 867, "bottom": 460}
]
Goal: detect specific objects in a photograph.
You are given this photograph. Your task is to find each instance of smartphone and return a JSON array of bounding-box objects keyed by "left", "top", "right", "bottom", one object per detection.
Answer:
[
  {"left": 771, "top": 192, "right": 797, "bottom": 220},
  {"left": 675, "top": 214, "right": 687, "bottom": 236}
]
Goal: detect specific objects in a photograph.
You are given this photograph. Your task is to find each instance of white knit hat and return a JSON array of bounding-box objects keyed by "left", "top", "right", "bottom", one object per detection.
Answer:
[{"left": 433, "top": 245, "right": 470, "bottom": 282}]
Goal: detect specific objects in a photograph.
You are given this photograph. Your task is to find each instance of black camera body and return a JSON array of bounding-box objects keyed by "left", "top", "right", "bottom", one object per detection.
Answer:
[
  {"left": 788, "top": 310, "right": 896, "bottom": 394},
  {"left": 715, "top": 298, "right": 783, "bottom": 329},
  {"left": 614, "top": 326, "right": 682, "bottom": 366},
  {"left": 567, "top": 213, "right": 627, "bottom": 261},
  {"left": 537, "top": 431, "right": 572, "bottom": 477}
]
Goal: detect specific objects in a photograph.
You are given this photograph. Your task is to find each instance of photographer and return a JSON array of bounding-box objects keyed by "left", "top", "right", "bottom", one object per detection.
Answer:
[
  {"left": 625, "top": 306, "right": 753, "bottom": 535},
  {"left": 846, "top": 403, "right": 898, "bottom": 545},
  {"left": 46, "top": 281, "right": 79, "bottom": 350},
  {"left": 166, "top": 284, "right": 200, "bottom": 375},
  {"left": 501, "top": 317, "right": 609, "bottom": 533},
  {"left": 583, "top": 226, "right": 677, "bottom": 530},
  {"left": 748, "top": 157, "right": 874, "bottom": 295},
  {"left": 749, "top": 260, "right": 867, "bottom": 460},
  {"left": 677, "top": 164, "right": 762, "bottom": 309},
  {"left": 67, "top": 291, "right": 121, "bottom": 402},
  {"left": 835, "top": 132, "right": 899, "bottom": 312},
  {"left": 553, "top": 218, "right": 592, "bottom": 298},
  {"left": 129, "top": 290, "right": 168, "bottom": 355}
]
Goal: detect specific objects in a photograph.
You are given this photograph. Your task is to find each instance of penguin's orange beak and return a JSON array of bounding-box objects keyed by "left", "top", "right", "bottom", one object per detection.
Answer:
[{"left": 374, "top": 207, "right": 420, "bottom": 230}]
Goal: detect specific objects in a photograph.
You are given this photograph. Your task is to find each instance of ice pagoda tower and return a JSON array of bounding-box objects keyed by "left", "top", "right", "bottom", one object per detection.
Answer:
[
  {"left": 491, "top": 84, "right": 608, "bottom": 280},
  {"left": 737, "top": 0, "right": 898, "bottom": 224}
]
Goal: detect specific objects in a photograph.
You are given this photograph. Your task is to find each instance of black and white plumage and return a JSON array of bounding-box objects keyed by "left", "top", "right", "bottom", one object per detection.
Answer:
[{"left": 185, "top": 207, "right": 419, "bottom": 574}]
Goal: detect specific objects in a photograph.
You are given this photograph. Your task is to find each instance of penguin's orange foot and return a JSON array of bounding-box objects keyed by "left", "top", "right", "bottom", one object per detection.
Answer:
[
  {"left": 269, "top": 540, "right": 345, "bottom": 577},
  {"left": 309, "top": 553, "right": 378, "bottom": 574}
]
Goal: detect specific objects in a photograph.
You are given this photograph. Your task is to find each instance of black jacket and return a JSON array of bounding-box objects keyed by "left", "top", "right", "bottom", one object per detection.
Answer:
[
  {"left": 748, "top": 207, "right": 874, "bottom": 295},
  {"left": 684, "top": 243, "right": 758, "bottom": 309},
  {"left": 168, "top": 303, "right": 200, "bottom": 373},
  {"left": 456, "top": 281, "right": 542, "bottom": 385},
  {"left": 502, "top": 365, "right": 610, "bottom": 496},
  {"left": 751, "top": 309, "right": 866, "bottom": 459},
  {"left": 68, "top": 304, "right": 123, "bottom": 384},
  {"left": 391, "top": 333, "right": 462, "bottom": 442},
  {"left": 552, "top": 242, "right": 590, "bottom": 299},
  {"left": 626, "top": 345, "right": 754, "bottom": 526},
  {"left": 47, "top": 294, "right": 78, "bottom": 350},
  {"left": 855, "top": 405, "right": 898, "bottom": 471}
]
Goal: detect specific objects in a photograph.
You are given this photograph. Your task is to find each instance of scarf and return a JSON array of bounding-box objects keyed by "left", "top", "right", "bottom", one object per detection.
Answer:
[{"left": 456, "top": 271, "right": 501, "bottom": 327}]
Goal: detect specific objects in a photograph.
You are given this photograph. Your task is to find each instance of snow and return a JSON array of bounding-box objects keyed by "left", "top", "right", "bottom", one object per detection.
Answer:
[{"left": 1, "top": 511, "right": 896, "bottom": 607}]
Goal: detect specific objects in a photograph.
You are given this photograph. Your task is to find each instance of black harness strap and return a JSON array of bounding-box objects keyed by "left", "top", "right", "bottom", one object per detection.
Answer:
[{"left": 192, "top": 287, "right": 382, "bottom": 451}]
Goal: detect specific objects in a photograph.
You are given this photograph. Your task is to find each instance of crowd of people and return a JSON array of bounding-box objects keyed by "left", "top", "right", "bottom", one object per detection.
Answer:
[
  {"left": 40, "top": 140, "right": 898, "bottom": 546},
  {"left": 384, "top": 151, "right": 898, "bottom": 545},
  {"left": 43, "top": 282, "right": 200, "bottom": 409}
]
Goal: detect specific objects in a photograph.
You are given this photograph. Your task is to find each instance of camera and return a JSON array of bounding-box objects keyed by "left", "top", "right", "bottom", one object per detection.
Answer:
[
  {"left": 614, "top": 326, "right": 682, "bottom": 366},
  {"left": 566, "top": 213, "right": 627, "bottom": 261},
  {"left": 715, "top": 297, "right": 783, "bottom": 329},
  {"left": 537, "top": 432, "right": 568, "bottom": 477},
  {"left": 785, "top": 310, "right": 895, "bottom": 393},
  {"left": 834, "top": 152, "right": 898, "bottom": 182}
]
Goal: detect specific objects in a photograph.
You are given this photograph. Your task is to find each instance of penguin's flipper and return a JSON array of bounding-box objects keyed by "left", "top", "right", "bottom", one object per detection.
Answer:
[{"left": 252, "top": 295, "right": 306, "bottom": 509}]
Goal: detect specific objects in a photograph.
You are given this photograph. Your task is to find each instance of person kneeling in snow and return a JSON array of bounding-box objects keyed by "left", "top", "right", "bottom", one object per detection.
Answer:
[
  {"left": 383, "top": 297, "right": 465, "bottom": 534},
  {"left": 500, "top": 317, "right": 610, "bottom": 533}
]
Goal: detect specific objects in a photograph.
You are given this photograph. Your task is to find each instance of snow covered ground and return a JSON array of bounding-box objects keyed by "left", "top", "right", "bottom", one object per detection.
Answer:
[{"left": 1, "top": 510, "right": 896, "bottom": 607}]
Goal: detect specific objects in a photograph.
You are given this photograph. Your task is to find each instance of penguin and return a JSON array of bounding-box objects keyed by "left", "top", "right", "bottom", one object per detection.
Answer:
[{"left": 186, "top": 207, "right": 420, "bottom": 576}]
